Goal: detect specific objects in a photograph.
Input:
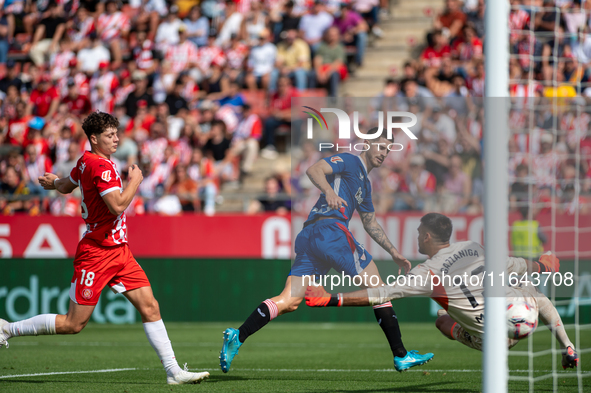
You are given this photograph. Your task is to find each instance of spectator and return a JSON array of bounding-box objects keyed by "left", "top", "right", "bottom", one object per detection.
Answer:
[
  {"left": 54, "top": 141, "right": 79, "bottom": 178},
  {"left": 434, "top": 0, "right": 467, "bottom": 41},
  {"left": 69, "top": 6, "right": 96, "bottom": 52},
  {"left": 166, "top": 164, "right": 200, "bottom": 212},
  {"left": 155, "top": 4, "right": 183, "bottom": 52},
  {"left": 0, "top": 60, "right": 24, "bottom": 94},
  {"left": 6, "top": 102, "right": 29, "bottom": 146},
  {"left": 216, "top": 0, "right": 243, "bottom": 48},
  {"left": 90, "top": 61, "right": 120, "bottom": 96},
  {"left": 277, "top": 1, "right": 301, "bottom": 36},
  {"left": 203, "top": 119, "right": 234, "bottom": 183},
  {"left": 271, "top": 28, "right": 311, "bottom": 91},
  {"left": 165, "top": 80, "right": 189, "bottom": 116},
  {"left": 332, "top": 2, "right": 368, "bottom": 67},
  {"left": 440, "top": 154, "right": 471, "bottom": 213},
  {"left": 393, "top": 154, "right": 437, "bottom": 211},
  {"left": 27, "top": 75, "right": 60, "bottom": 120},
  {"left": 247, "top": 176, "right": 290, "bottom": 214},
  {"left": 125, "top": 71, "right": 154, "bottom": 118},
  {"left": 298, "top": 0, "right": 333, "bottom": 55},
  {"left": 421, "top": 29, "right": 451, "bottom": 69},
  {"left": 196, "top": 32, "right": 226, "bottom": 82},
  {"left": 165, "top": 25, "right": 199, "bottom": 76},
  {"left": 217, "top": 80, "right": 247, "bottom": 108},
  {"left": 466, "top": 0, "right": 485, "bottom": 38},
  {"left": 245, "top": 28, "right": 277, "bottom": 91},
  {"left": 0, "top": 9, "right": 10, "bottom": 64},
  {"left": 29, "top": 2, "right": 67, "bottom": 67},
  {"left": 184, "top": 5, "right": 209, "bottom": 47},
  {"left": 24, "top": 143, "right": 52, "bottom": 195},
  {"left": 240, "top": 1, "right": 269, "bottom": 46},
  {"left": 186, "top": 147, "right": 217, "bottom": 215},
  {"left": 77, "top": 32, "right": 111, "bottom": 74},
  {"left": 262, "top": 76, "right": 297, "bottom": 158},
  {"left": 0, "top": 166, "right": 30, "bottom": 214},
  {"left": 97, "top": 0, "right": 130, "bottom": 68},
  {"left": 61, "top": 78, "right": 92, "bottom": 116},
  {"left": 311, "top": 26, "right": 347, "bottom": 96},
  {"left": 229, "top": 103, "right": 262, "bottom": 179}
]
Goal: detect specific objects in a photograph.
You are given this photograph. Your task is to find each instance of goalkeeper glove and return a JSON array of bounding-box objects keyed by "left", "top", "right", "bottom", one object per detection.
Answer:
[
  {"left": 536, "top": 252, "right": 560, "bottom": 273},
  {"left": 305, "top": 285, "right": 342, "bottom": 307}
]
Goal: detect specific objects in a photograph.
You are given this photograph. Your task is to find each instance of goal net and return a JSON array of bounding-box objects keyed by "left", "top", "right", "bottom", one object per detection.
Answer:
[{"left": 507, "top": 1, "right": 591, "bottom": 391}]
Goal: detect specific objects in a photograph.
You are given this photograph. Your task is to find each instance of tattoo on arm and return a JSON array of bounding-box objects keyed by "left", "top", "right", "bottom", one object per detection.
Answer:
[{"left": 360, "top": 211, "right": 395, "bottom": 253}]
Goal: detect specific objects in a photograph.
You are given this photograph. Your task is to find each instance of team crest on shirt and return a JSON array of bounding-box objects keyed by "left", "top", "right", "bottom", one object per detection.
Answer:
[
  {"left": 81, "top": 288, "right": 93, "bottom": 300},
  {"left": 330, "top": 156, "right": 343, "bottom": 163},
  {"left": 101, "top": 170, "right": 112, "bottom": 182},
  {"left": 79, "top": 162, "right": 86, "bottom": 173}
]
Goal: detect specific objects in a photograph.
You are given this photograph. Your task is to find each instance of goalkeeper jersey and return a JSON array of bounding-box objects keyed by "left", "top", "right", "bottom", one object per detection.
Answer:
[{"left": 378, "top": 241, "right": 528, "bottom": 337}]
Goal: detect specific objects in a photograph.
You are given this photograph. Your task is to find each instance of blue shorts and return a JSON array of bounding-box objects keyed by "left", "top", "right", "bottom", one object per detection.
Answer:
[{"left": 290, "top": 218, "right": 373, "bottom": 277}]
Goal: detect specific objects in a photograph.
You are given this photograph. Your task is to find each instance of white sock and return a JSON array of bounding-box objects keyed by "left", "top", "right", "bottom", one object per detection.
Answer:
[
  {"left": 143, "top": 320, "right": 181, "bottom": 376},
  {"left": 5, "top": 314, "right": 57, "bottom": 337},
  {"left": 537, "top": 295, "right": 574, "bottom": 349}
]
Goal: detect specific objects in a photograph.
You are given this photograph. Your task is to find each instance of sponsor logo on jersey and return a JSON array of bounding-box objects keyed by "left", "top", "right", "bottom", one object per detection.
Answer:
[
  {"left": 355, "top": 187, "right": 363, "bottom": 204},
  {"left": 359, "top": 173, "right": 364, "bottom": 180},
  {"left": 330, "top": 156, "right": 343, "bottom": 163},
  {"left": 79, "top": 162, "right": 86, "bottom": 173},
  {"left": 101, "top": 170, "right": 112, "bottom": 182},
  {"left": 81, "top": 288, "right": 93, "bottom": 300}
]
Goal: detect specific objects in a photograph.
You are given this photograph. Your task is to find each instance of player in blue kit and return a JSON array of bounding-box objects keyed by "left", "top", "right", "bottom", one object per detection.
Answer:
[{"left": 220, "top": 130, "right": 434, "bottom": 372}]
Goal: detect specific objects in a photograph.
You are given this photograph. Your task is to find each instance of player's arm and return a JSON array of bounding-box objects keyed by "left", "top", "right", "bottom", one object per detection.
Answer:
[
  {"left": 306, "top": 159, "right": 348, "bottom": 210},
  {"left": 101, "top": 165, "right": 143, "bottom": 216},
  {"left": 359, "top": 210, "right": 411, "bottom": 274},
  {"left": 507, "top": 252, "right": 560, "bottom": 275},
  {"left": 38, "top": 172, "right": 78, "bottom": 194}
]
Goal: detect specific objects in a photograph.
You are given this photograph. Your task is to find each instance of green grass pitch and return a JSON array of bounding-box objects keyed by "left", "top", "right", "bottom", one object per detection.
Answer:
[{"left": 0, "top": 322, "right": 588, "bottom": 392}]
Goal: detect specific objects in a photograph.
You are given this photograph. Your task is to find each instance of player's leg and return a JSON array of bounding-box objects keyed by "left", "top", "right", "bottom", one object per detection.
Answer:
[
  {"left": 0, "top": 301, "right": 95, "bottom": 347},
  {"left": 534, "top": 292, "right": 578, "bottom": 368},
  {"left": 220, "top": 226, "right": 317, "bottom": 372},
  {"left": 114, "top": 246, "right": 209, "bottom": 384},
  {"left": 219, "top": 275, "right": 307, "bottom": 373},
  {"left": 360, "top": 260, "right": 434, "bottom": 371},
  {"left": 358, "top": 261, "right": 407, "bottom": 358},
  {"left": 435, "top": 314, "right": 482, "bottom": 351}
]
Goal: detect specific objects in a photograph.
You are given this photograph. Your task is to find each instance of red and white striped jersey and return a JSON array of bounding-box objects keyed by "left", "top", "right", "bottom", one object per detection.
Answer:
[
  {"left": 233, "top": 113, "right": 262, "bottom": 142},
  {"left": 181, "top": 79, "right": 199, "bottom": 103},
  {"left": 71, "top": 16, "right": 95, "bottom": 43},
  {"left": 197, "top": 45, "right": 226, "bottom": 71},
  {"left": 114, "top": 84, "right": 135, "bottom": 106},
  {"left": 560, "top": 112, "right": 590, "bottom": 145},
  {"left": 165, "top": 41, "right": 199, "bottom": 74},
  {"left": 141, "top": 137, "right": 169, "bottom": 165},
  {"left": 533, "top": 151, "right": 561, "bottom": 188},
  {"left": 91, "top": 92, "right": 114, "bottom": 113},
  {"left": 225, "top": 42, "right": 249, "bottom": 70},
  {"left": 97, "top": 12, "right": 131, "bottom": 41},
  {"left": 509, "top": 8, "right": 530, "bottom": 39},
  {"left": 513, "top": 127, "right": 542, "bottom": 154},
  {"left": 134, "top": 39, "right": 155, "bottom": 70},
  {"left": 59, "top": 72, "right": 90, "bottom": 98},
  {"left": 25, "top": 154, "right": 53, "bottom": 183},
  {"left": 90, "top": 71, "right": 120, "bottom": 95},
  {"left": 215, "top": 105, "right": 239, "bottom": 133},
  {"left": 51, "top": 50, "right": 76, "bottom": 80}
]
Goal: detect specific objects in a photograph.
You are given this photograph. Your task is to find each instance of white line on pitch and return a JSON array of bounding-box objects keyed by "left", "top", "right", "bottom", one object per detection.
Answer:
[{"left": 0, "top": 368, "right": 142, "bottom": 379}]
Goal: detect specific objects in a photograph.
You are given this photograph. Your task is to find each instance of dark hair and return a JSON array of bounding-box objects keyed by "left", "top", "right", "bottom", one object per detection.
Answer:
[
  {"left": 365, "top": 126, "right": 394, "bottom": 143},
  {"left": 82, "top": 111, "right": 119, "bottom": 140},
  {"left": 420, "top": 213, "right": 452, "bottom": 243}
]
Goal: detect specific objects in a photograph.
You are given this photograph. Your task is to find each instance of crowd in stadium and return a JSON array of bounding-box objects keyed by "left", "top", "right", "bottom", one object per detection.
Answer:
[{"left": 0, "top": 0, "right": 590, "bottom": 216}]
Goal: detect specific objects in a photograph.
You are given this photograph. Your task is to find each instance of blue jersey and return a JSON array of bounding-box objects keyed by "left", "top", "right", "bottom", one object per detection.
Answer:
[{"left": 304, "top": 153, "right": 374, "bottom": 227}]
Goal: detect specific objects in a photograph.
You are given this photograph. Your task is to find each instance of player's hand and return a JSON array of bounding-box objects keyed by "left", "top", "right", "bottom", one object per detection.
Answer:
[
  {"left": 562, "top": 346, "right": 579, "bottom": 369},
  {"left": 539, "top": 251, "right": 560, "bottom": 273},
  {"left": 38, "top": 172, "right": 58, "bottom": 190},
  {"left": 326, "top": 191, "right": 348, "bottom": 211},
  {"left": 128, "top": 164, "right": 143, "bottom": 185},
  {"left": 391, "top": 248, "right": 411, "bottom": 275},
  {"left": 305, "top": 285, "right": 332, "bottom": 307}
]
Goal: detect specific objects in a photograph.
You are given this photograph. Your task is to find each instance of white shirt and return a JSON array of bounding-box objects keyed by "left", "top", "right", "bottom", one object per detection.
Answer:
[
  {"left": 77, "top": 45, "right": 111, "bottom": 73},
  {"left": 371, "top": 241, "right": 529, "bottom": 337},
  {"left": 299, "top": 11, "right": 334, "bottom": 42},
  {"left": 155, "top": 18, "right": 183, "bottom": 49},
  {"left": 248, "top": 42, "right": 277, "bottom": 77}
]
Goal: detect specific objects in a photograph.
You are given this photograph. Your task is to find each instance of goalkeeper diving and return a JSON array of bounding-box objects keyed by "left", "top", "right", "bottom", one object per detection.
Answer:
[{"left": 305, "top": 213, "right": 579, "bottom": 369}]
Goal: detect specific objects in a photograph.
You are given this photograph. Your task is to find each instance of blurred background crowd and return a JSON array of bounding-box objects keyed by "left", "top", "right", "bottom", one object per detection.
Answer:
[{"left": 0, "top": 0, "right": 590, "bottom": 216}]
